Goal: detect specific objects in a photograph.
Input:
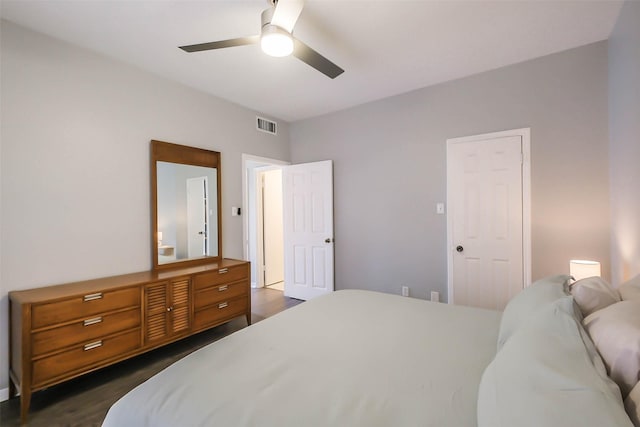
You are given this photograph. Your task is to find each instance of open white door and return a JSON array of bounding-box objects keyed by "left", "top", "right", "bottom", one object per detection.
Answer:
[
  {"left": 186, "top": 176, "right": 208, "bottom": 258},
  {"left": 283, "top": 160, "right": 334, "bottom": 300}
]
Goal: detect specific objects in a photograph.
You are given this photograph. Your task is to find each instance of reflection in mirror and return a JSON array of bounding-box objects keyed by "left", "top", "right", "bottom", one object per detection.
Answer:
[{"left": 156, "top": 161, "right": 218, "bottom": 264}]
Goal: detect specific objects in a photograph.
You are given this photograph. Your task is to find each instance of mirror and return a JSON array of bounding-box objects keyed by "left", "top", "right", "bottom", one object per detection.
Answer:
[{"left": 151, "top": 140, "right": 221, "bottom": 270}]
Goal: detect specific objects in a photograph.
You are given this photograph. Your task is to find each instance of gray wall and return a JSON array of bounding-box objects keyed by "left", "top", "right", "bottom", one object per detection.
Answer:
[
  {"left": 290, "top": 42, "right": 611, "bottom": 301},
  {"left": 0, "top": 21, "right": 290, "bottom": 393},
  {"left": 609, "top": 0, "right": 640, "bottom": 286}
]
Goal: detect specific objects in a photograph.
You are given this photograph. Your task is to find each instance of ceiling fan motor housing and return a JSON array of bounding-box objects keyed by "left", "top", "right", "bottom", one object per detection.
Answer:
[{"left": 261, "top": 7, "right": 275, "bottom": 28}]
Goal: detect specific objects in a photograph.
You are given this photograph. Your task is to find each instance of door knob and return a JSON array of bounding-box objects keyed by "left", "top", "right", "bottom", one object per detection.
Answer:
[
  {"left": 198, "top": 231, "right": 204, "bottom": 235},
  {"left": 325, "top": 238, "right": 334, "bottom": 243},
  {"left": 456, "top": 245, "right": 464, "bottom": 253}
]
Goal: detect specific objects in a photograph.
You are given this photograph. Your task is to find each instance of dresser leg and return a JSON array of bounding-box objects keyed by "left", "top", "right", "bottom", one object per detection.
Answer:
[
  {"left": 20, "top": 389, "right": 31, "bottom": 424},
  {"left": 9, "top": 378, "right": 16, "bottom": 398},
  {"left": 246, "top": 290, "right": 252, "bottom": 325}
]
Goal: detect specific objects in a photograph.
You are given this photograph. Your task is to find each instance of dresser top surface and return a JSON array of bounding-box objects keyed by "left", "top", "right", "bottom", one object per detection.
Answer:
[{"left": 9, "top": 259, "right": 249, "bottom": 304}]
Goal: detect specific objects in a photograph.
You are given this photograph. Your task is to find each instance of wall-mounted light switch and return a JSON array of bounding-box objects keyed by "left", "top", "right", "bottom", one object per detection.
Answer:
[{"left": 436, "top": 203, "right": 445, "bottom": 215}]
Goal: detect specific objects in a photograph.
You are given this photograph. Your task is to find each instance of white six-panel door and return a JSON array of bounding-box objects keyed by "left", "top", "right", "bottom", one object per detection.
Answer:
[
  {"left": 283, "top": 160, "right": 334, "bottom": 300},
  {"left": 447, "top": 131, "right": 528, "bottom": 310}
]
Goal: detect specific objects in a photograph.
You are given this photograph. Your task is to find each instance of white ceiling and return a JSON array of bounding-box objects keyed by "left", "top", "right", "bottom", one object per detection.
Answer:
[{"left": 0, "top": 1, "right": 623, "bottom": 122}]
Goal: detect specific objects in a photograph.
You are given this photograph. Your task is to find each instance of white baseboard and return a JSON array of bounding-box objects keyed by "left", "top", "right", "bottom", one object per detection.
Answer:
[{"left": 0, "top": 387, "right": 9, "bottom": 402}]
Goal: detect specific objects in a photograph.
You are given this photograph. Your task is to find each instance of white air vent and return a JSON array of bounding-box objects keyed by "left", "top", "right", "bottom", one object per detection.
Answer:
[{"left": 256, "top": 116, "right": 277, "bottom": 135}]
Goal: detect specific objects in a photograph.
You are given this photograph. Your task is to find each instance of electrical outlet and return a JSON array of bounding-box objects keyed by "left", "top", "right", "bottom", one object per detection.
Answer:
[
  {"left": 430, "top": 291, "right": 440, "bottom": 302},
  {"left": 401, "top": 286, "right": 409, "bottom": 297}
]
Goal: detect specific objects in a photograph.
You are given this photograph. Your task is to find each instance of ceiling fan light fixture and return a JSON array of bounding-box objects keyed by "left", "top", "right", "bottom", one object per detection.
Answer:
[
  {"left": 181, "top": 1, "right": 344, "bottom": 78},
  {"left": 261, "top": 24, "right": 293, "bottom": 57}
]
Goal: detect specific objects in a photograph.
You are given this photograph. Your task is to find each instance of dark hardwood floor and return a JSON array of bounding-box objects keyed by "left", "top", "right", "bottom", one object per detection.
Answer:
[{"left": 0, "top": 288, "right": 302, "bottom": 427}]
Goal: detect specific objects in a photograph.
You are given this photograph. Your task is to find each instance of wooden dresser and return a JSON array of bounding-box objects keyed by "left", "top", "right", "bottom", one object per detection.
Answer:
[{"left": 9, "top": 259, "right": 250, "bottom": 423}]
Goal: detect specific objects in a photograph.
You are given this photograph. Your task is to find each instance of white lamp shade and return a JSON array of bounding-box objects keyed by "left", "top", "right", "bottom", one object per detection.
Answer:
[
  {"left": 260, "top": 25, "right": 293, "bottom": 57},
  {"left": 570, "top": 259, "right": 601, "bottom": 281}
]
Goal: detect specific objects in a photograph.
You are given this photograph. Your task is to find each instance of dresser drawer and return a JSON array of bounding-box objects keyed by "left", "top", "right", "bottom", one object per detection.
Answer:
[
  {"left": 194, "top": 280, "right": 247, "bottom": 310},
  {"left": 32, "top": 308, "right": 140, "bottom": 357},
  {"left": 32, "top": 329, "right": 141, "bottom": 387},
  {"left": 31, "top": 287, "right": 140, "bottom": 329},
  {"left": 193, "top": 266, "right": 247, "bottom": 290},
  {"left": 193, "top": 296, "right": 247, "bottom": 330}
]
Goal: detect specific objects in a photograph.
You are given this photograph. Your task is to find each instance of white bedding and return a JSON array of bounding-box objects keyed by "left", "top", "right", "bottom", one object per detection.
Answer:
[{"left": 102, "top": 290, "right": 502, "bottom": 427}]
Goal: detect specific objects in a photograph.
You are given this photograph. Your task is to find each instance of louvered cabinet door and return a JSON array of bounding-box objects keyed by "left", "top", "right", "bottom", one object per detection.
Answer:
[
  {"left": 169, "top": 279, "right": 191, "bottom": 334},
  {"left": 144, "top": 282, "right": 170, "bottom": 344},
  {"left": 144, "top": 279, "right": 192, "bottom": 345}
]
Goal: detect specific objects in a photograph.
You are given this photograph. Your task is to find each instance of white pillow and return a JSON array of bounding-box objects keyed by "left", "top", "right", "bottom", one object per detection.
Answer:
[
  {"left": 619, "top": 275, "right": 640, "bottom": 301},
  {"left": 478, "top": 296, "right": 631, "bottom": 427},
  {"left": 571, "top": 276, "right": 621, "bottom": 317},
  {"left": 584, "top": 300, "right": 640, "bottom": 397}
]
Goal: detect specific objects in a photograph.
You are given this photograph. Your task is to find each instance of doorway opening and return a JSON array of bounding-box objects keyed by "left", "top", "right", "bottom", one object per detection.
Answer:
[
  {"left": 243, "top": 155, "right": 335, "bottom": 301},
  {"left": 259, "top": 168, "right": 284, "bottom": 290},
  {"left": 242, "top": 154, "right": 290, "bottom": 289}
]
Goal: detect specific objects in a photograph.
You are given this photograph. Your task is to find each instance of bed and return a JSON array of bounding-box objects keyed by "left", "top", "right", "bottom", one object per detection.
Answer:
[{"left": 102, "top": 276, "right": 636, "bottom": 427}]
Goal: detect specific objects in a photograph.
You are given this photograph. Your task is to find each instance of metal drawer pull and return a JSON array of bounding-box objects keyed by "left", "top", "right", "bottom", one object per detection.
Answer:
[
  {"left": 218, "top": 285, "right": 228, "bottom": 292},
  {"left": 218, "top": 268, "right": 229, "bottom": 274},
  {"left": 218, "top": 302, "right": 228, "bottom": 309},
  {"left": 83, "top": 340, "right": 103, "bottom": 351},
  {"left": 83, "top": 292, "right": 103, "bottom": 302},
  {"left": 83, "top": 317, "right": 103, "bottom": 326}
]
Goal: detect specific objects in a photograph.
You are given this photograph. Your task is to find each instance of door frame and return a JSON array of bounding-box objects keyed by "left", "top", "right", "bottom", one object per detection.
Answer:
[
  {"left": 242, "top": 154, "right": 290, "bottom": 288},
  {"left": 446, "top": 128, "right": 531, "bottom": 305}
]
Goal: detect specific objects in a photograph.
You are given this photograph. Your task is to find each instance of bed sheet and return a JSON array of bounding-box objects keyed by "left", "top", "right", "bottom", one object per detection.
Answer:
[{"left": 103, "top": 290, "right": 501, "bottom": 427}]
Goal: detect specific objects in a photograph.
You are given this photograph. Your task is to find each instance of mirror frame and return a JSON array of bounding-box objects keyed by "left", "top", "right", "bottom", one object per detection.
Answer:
[{"left": 151, "top": 140, "right": 222, "bottom": 270}]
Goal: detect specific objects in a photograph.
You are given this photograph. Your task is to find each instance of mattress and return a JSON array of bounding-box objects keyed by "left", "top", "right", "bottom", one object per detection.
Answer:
[{"left": 102, "top": 290, "right": 502, "bottom": 427}]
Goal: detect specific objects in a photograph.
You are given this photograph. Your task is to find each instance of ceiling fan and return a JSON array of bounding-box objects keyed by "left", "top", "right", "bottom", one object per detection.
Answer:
[{"left": 179, "top": 0, "right": 344, "bottom": 79}]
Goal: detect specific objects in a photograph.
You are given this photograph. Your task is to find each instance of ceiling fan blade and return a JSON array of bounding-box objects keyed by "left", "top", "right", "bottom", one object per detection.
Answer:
[
  {"left": 271, "top": 0, "right": 304, "bottom": 33},
  {"left": 292, "top": 38, "right": 344, "bottom": 79},
  {"left": 179, "top": 35, "right": 260, "bottom": 53}
]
